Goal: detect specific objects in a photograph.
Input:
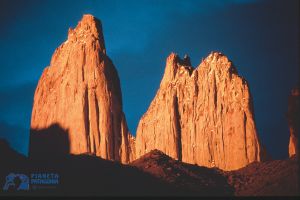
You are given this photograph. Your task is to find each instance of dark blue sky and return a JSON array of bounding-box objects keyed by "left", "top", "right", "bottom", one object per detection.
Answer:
[{"left": 0, "top": 0, "right": 298, "bottom": 159}]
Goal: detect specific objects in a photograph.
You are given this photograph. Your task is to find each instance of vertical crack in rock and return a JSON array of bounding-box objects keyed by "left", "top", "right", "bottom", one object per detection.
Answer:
[
  {"left": 243, "top": 112, "right": 249, "bottom": 163},
  {"left": 94, "top": 92, "right": 100, "bottom": 154},
  {"left": 173, "top": 95, "right": 182, "bottom": 161},
  {"left": 82, "top": 48, "right": 86, "bottom": 82},
  {"left": 111, "top": 113, "right": 115, "bottom": 159},
  {"left": 84, "top": 87, "right": 90, "bottom": 153},
  {"left": 220, "top": 109, "right": 226, "bottom": 169},
  {"left": 213, "top": 72, "right": 218, "bottom": 109}
]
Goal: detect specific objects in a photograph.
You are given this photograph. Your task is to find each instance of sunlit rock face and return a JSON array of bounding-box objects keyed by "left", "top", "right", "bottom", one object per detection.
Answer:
[
  {"left": 288, "top": 87, "right": 299, "bottom": 157},
  {"left": 135, "top": 52, "right": 263, "bottom": 171},
  {"left": 30, "top": 14, "right": 135, "bottom": 163}
]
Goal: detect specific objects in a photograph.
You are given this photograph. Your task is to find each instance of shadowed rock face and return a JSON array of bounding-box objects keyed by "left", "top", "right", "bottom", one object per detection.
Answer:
[
  {"left": 30, "top": 14, "right": 134, "bottom": 163},
  {"left": 29, "top": 124, "right": 70, "bottom": 159},
  {"left": 287, "top": 87, "right": 299, "bottom": 157},
  {"left": 0, "top": 139, "right": 201, "bottom": 196},
  {"left": 135, "top": 52, "right": 263, "bottom": 171}
]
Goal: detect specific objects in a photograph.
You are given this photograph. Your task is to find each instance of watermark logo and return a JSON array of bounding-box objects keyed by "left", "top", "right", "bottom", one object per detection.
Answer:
[
  {"left": 2, "top": 172, "right": 59, "bottom": 191},
  {"left": 31, "top": 173, "right": 59, "bottom": 190},
  {"left": 2, "top": 173, "right": 29, "bottom": 191}
]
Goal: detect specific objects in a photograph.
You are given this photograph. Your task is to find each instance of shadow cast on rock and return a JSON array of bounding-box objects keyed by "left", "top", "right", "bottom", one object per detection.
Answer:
[
  {"left": 2, "top": 124, "right": 193, "bottom": 196},
  {"left": 29, "top": 123, "right": 70, "bottom": 161}
]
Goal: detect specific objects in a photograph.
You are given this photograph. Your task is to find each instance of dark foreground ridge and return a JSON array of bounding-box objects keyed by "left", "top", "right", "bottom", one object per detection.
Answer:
[
  {"left": 0, "top": 133, "right": 299, "bottom": 196},
  {"left": 224, "top": 154, "right": 299, "bottom": 196},
  {"left": 131, "top": 149, "right": 233, "bottom": 195}
]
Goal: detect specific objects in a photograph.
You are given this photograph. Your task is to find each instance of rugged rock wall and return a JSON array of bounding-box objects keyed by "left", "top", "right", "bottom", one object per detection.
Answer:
[
  {"left": 30, "top": 14, "right": 265, "bottom": 169},
  {"left": 287, "top": 87, "right": 299, "bottom": 157},
  {"left": 30, "top": 15, "right": 134, "bottom": 163},
  {"left": 135, "top": 52, "right": 262, "bottom": 170}
]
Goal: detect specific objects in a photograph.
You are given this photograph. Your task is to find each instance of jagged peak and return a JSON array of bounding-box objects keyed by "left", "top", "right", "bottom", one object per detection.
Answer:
[
  {"left": 67, "top": 14, "right": 106, "bottom": 53},
  {"left": 204, "top": 51, "right": 230, "bottom": 66},
  {"left": 160, "top": 51, "right": 244, "bottom": 88},
  {"left": 50, "top": 14, "right": 106, "bottom": 67},
  {"left": 74, "top": 14, "right": 102, "bottom": 36},
  {"left": 166, "top": 52, "right": 192, "bottom": 67},
  {"left": 161, "top": 52, "right": 194, "bottom": 85},
  {"left": 198, "top": 51, "right": 238, "bottom": 75}
]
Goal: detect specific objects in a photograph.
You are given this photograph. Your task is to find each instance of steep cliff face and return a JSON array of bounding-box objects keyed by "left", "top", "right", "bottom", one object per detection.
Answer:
[
  {"left": 135, "top": 52, "right": 262, "bottom": 170},
  {"left": 287, "top": 87, "right": 299, "bottom": 157},
  {"left": 30, "top": 14, "right": 134, "bottom": 163}
]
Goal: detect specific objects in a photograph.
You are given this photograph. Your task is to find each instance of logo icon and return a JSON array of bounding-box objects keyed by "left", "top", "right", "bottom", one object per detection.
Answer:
[{"left": 2, "top": 173, "right": 29, "bottom": 191}]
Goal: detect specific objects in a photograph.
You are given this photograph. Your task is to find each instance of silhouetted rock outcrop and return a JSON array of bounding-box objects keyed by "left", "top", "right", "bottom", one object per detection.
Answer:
[
  {"left": 135, "top": 52, "right": 263, "bottom": 170},
  {"left": 130, "top": 149, "right": 234, "bottom": 195},
  {"left": 0, "top": 139, "right": 27, "bottom": 165},
  {"left": 0, "top": 140, "right": 228, "bottom": 196},
  {"left": 225, "top": 155, "right": 299, "bottom": 196},
  {"left": 30, "top": 14, "right": 134, "bottom": 163},
  {"left": 29, "top": 124, "right": 70, "bottom": 160},
  {"left": 1, "top": 139, "right": 298, "bottom": 196}
]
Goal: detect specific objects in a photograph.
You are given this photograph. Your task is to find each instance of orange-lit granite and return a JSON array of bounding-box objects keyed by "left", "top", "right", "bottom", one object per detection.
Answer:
[
  {"left": 30, "top": 14, "right": 135, "bottom": 163},
  {"left": 30, "top": 14, "right": 265, "bottom": 170},
  {"left": 135, "top": 52, "right": 263, "bottom": 170},
  {"left": 288, "top": 87, "right": 299, "bottom": 157}
]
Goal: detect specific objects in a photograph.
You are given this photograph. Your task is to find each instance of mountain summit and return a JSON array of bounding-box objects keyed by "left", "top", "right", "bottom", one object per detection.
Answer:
[
  {"left": 66, "top": 14, "right": 106, "bottom": 54},
  {"left": 30, "top": 14, "right": 135, "bottom": 163},
  {"left": 135, "top": 52, "right": 263, "bottom": 170}
]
